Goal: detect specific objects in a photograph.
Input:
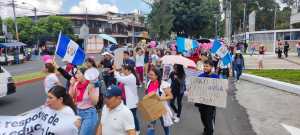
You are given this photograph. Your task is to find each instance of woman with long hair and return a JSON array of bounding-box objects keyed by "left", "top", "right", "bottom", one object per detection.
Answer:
[
  {"left": 113, "top": 64, "right": 140, "bottom": 134},
  {"left": 146, "top": 68, "right": 173, "bottom": 135},
  {"left": 46, "top": 85, "right": 81, "bottom": 134},
  {"left": 258, "top": 45, "right": 265, "bottom": 69},
  {"left": 233, "top": 51, "right": 245, "bottom": 82},
  {"left": 69, "top": 68, "right": 99, "bottom": 135},
  {"left": 169, "top": 64, "right": 186, "bottom": 123}
]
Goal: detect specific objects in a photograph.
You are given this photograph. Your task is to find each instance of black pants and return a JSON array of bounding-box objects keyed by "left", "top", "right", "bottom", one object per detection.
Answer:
[
  {"left": 284, "top": 50, "right": 288, "bottom": 58},
  {"left": 130, "top": 108, "right": 140, "bottom": 131},
  {"left": 103, "top": 75, "right": 115, "bottom": 87},
  {"left": 170, "top": 92, "right": 184, "bottom": 117},
  {"left": 197, "top": 105, "right": 216, "bottom": 135}
]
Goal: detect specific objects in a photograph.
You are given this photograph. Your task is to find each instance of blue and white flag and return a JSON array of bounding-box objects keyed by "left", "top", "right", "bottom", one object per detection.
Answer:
[
  {"left": 56, "top": 33, "right": 85, "bottom": 65},
  {"left": 211, "top": 39, "right": 232, "bottom": 65},
  {"left": 176, "top": 37, "right": 198, "bottom": 53}
]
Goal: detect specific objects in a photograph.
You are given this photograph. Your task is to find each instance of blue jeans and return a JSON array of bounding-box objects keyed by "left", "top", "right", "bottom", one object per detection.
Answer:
[
  {"left": 130, "top": 108, "right": 140, "bottom": 131},
  {"left": 147, "top": 117, "right": 170, "bottom": 135},
  {"left": 234, "top": 64, "right": 243, "bottom": 80},
  {"left": 297, "top": 48, "right": 300, "bottom": 57},
  {"left": 78, "top": 107, "right": 98, "bottom": 135}
]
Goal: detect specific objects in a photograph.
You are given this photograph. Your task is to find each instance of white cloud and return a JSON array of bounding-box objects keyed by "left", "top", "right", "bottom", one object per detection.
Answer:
[
  {"left": 69, "top": 0, "right": 119, "bottom": 14},
  {"left": 0, "top": 0, "right": 63, "bottom": 18}
]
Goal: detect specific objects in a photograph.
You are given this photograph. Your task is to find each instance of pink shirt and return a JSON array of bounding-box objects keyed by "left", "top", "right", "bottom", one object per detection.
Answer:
[{"left": 70, "top": 83, "right": 99, "bottom": 109}]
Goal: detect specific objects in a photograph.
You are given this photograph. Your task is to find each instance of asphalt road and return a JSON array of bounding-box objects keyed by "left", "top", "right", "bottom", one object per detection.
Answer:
[{"left": 0, "top": 78, "right": 256, "bottom": 135}]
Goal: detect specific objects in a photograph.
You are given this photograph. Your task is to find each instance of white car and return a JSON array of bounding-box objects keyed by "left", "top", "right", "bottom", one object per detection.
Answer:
[{"left": 0, "top": 66, "right": 16, "bottom": 98}]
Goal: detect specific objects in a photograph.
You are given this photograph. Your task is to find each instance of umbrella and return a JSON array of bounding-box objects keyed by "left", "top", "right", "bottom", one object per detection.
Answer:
[
  {"left": 160, "top": 55, "right": 196, "bottom": 68},
  {"left": 98, "top": 34, "right": 118, "bottom": 44}
]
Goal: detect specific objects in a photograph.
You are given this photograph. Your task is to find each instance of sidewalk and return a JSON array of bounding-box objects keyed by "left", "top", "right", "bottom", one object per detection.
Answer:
[
  {"left": 236, "top": 80, "right": 300, "bottom": 135},
  {"left": 244, "top": 54, "right": 300, "bottom": 69}
]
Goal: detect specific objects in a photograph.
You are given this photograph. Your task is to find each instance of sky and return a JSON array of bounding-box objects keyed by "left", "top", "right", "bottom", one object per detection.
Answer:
[{"left": 0, "top": 0, "right": 152, "bottom": 18}]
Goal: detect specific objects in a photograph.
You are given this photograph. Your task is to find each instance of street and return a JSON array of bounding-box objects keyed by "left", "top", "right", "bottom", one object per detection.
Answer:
[{"left": 0, "top": 78, "right": 256, "bottom": 135}]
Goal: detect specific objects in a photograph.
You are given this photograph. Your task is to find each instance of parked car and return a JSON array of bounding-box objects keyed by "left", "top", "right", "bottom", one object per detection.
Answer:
[{"left": 0, "top": 66, "right": 16, "bottom": 98}]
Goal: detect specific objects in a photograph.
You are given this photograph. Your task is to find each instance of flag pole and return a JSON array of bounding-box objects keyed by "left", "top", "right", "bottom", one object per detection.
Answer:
[{"left": 53, "top": 31, "right": 62, "bottom": 62}]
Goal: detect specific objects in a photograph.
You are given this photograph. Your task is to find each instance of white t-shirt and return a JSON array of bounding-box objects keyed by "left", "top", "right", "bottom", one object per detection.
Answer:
[
  {"left": 135, "top": 54, "right": 145, "bottom": 67},
  {"left": 151, "top": 54, "right": 159, "bottom": 64},
  {"left": 44, "top": 73, "right": 59, "bottom": 93},
  {"left": 101, "top": 103, "right": 135, "bottom": 135},
  {"left": 114, "top": 72, "right": 139, "bottom": 109},
  {"left": 84, "top": 67, "right": 100, "bottom": 81},
  {"left": 56, "top": 106, "right": 76, "bottom": 116}
]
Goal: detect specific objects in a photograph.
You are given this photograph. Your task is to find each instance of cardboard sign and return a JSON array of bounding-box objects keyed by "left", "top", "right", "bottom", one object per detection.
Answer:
[
  {"left": 0, "top": 106, "right": 78, "bottom": 135},
  {"left": 86, "top": 35, "right": 104, "bottom": 54},
  {"left": 187, "top": 77, "right": 228, "bottom": 108},
  {"left": 138, "top": 94, "right": 166, "bottom": 121}
]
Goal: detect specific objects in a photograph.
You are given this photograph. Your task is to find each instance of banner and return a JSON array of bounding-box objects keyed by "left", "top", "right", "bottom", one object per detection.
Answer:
[
  {"left": 0, "top": 106, "right": 78, "bottom": 135},
  {"left": 138, "top": 94, "right": 166, "bottom": 121},
  {"left": 187, "top": 77, "right": 228, "bottom": 108},
  {"left": 86, "top": 35, "right": 104, "bottom": 54},
  {"left": 162, "top": 64, "right": 172, "bottom": 81}
]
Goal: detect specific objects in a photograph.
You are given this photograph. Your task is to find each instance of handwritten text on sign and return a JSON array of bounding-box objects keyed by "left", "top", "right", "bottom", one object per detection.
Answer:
[{"left": 187, "top": 77, "right": 228, "bottom": 108}]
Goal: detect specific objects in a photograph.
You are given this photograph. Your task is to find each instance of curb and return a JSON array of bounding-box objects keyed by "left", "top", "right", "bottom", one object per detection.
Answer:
[
  {"left": 15, "top": 77, "right": 45, "bottom": 87},
  {"left": 241, "top": 73, "right": 300, "bottom": 95},
  {"left": 285, "top": 58, "right": 300, "bottom": 65}
]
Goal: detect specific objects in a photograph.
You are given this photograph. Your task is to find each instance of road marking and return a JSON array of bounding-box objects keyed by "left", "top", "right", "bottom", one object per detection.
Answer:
[{"left": 282, "top": 123, "right": 300, "bottom": 135}]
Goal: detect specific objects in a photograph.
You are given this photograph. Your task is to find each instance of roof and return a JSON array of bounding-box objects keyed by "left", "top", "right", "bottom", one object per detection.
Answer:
[{"left": 0, "top": 42, "right": 27, "bottom": 48}]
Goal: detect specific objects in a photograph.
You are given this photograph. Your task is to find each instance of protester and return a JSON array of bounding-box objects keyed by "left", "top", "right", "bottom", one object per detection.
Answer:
[
  {"left": 146, "top": 68, "right": 173, "bottom": 135},
  {"left": 46, "top": 85, "right": 81, "bottom": 134},
  {"left": 258, "top": 45, "right": 265, "bottom": 69},
  {"left": 244, "top": 42, "right": 248, "bottom": 54},
  {"left": 114, "top": 64, "right": 140, "bottom": 134},
  {"left": 218, "top": 59, "right": 230, "bottom": 79},
  {"left": 233, "top": 51, "right": 245, "bottom": 82},
  {"left": 169, "top": 64, "right": 186, "bottom": 123},
  {"left": 150, "top": 49, "right": 159, "bottom": 66},
  {"left": 84, "top": 58, "right": 101, "bottom": 89},
  {"left": 250, "top": 43, "right": 256, "bottom": 56},
  {"left": 277, "top": 40, "right": 283, "bottom": 59},
  {"left": 135, "top": 47, "right": 145, "bottom": 86},
  {"left": 97, "top": 85, "right": 136, "bottom": 135},
  {"left": 196, "top": 60, "right": 219, "bottom": 135},
  {"left": 54, "top": 61, "right": 77, "bottom": 90},
  {"left": 69, "top": 68, "right": 99, "bottom": 135},
  {"left": 100, "top": 52, "right": 115, "bottom": 87},
  {"left": 124, "top": 51, "right": 136, "bottom": 68},
  {"left": 297, "top": 41, "right": 300, "bottom": 57},
  {"left": 284, "top": 41, "right": 289, "bottom": 58},
  {"left": 43, "top": 62, "right": 61, "bottom": 94}
]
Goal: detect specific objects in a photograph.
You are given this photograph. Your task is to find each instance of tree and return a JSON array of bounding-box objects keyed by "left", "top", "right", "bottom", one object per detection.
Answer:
[
  {"left": 147, "top": 0, "right": 174, "bottom": 41},
  {"left": 4, "top": 16, "right": 73, "bottom": 45},
  {"left": 170, "top": 0, "right": 221, "bottom": 38},
  {"left": 275, "top": 7, "right": 291, "bottom": 29}
]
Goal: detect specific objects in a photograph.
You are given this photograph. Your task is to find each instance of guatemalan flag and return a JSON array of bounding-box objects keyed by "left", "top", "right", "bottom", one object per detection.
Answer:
[
  {"left": 176, "top": 37, "right": 198, "bottom": 53},
  {"left": 56, "top": 33, "right": 86, "bottom": 65},
  {"left": 211, "top": 39, "right": 232, "bottom": 65}
]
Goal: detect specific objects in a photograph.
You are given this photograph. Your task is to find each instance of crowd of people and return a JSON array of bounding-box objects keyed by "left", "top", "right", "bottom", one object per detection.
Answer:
[{"left": 40, "top": 40, "right": 248, "bottom": 135}]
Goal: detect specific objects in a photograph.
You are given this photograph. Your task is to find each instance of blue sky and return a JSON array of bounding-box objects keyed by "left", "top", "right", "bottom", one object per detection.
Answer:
[{"left": 62, "top": 0, "right": 151, "bottom": 14}]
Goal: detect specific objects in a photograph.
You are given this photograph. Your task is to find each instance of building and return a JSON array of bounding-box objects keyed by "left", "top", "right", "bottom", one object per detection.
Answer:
[
  {"left": 29, "top": 12, "right": 148, "bottom": 45},
  {"left": 290, "top": 0, "right": 300, "bottom": 28}
]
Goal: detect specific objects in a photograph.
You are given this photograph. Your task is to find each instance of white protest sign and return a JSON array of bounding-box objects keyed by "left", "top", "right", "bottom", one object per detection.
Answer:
[
  {"left": 162, "top": 64, "right": 172, "bottom": 81},
  {"left": 0, "top": 106, "right": 78, "bottom": 135},
  {"left": 86, "top": 35, "right": 104, "bottom": 54},
  {"left": 0, "top": 73, "right": 8, "bottom": 98},
  {"left": 187, "top": 77, "right": 228, "bottom": 108},
  {"left": 114, "top": 48, "right": 125, "bottom": 69}
]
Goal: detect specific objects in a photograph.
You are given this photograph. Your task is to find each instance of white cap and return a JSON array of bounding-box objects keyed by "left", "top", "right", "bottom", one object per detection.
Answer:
[{"left": 236, "top": 50, "right": 241, "bottom": 54}]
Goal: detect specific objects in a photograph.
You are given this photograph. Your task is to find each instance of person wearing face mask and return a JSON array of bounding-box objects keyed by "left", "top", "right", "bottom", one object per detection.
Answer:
[{"left": 196, "top": 60, "right": 219, "bottom": 135}]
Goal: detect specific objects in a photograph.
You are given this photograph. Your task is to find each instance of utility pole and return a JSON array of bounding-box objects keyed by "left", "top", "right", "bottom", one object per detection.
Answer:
[
  {"left": 34, "top": 8, "right": 37, "bottom": 23},
  {"left": 12, "top": 0, "right": 19, "bottom": 41},
  {"left": 225, "top": 0, "right": 232, "bottom": 43},
  {"left": 273, "top": 8, "right": 277, "bottom": 30},
  {"left": 85, "top": 8, "right": 88, "bottom": 25},
  {"left": 132, "top": 21, "right": 135, "bottom": 45}
]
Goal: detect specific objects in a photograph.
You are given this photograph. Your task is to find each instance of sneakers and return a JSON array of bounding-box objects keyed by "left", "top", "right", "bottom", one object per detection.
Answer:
[
  {"left": 173, "top": 116, "right": 180, "bottom": 123},
  {"left": 136, "top": 131, "right": 140, "bottom": 135}
]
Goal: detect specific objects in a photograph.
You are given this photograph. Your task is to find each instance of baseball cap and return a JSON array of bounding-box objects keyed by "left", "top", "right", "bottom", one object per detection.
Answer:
[{"left": 104, "top": 85, "right": 122, "bottom": 97}]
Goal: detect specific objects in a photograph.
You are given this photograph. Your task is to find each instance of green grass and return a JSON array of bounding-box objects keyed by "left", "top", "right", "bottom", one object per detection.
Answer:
[
  {"left": 245, "top": 69, "right": 300, "bottom": 85},
  {"left": 13, "top": 71, "right": 46, "bottom": 83}
]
